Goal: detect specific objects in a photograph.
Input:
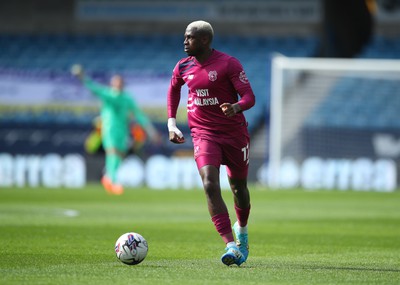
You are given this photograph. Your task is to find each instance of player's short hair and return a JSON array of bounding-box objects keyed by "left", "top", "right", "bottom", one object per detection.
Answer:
[{"left": 187, "top": 20, "right": 214, "bottom": 42}]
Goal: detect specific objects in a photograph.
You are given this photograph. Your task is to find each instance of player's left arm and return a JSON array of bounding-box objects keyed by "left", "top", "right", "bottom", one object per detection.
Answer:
[
  {"left": 128, "top": 98, "right": 159, "bottom": 143},
  {"left": 220, "top": 58, "right": 256, "bottom": 117},
  {"left": 167, "top": 63, "right": 186, "bottom": 144}
]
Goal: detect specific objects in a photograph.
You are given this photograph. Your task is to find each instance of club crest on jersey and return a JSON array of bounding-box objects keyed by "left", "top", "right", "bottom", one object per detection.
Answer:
[
  {"left": 239, "top": 71, "right": 249, "bottom": 84},
  {"left": 208, "top": 70, "right": 217, "bottom": 82}
]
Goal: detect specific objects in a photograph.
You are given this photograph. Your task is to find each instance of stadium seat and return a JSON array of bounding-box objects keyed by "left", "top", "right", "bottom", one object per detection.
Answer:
[{"left": 0, "top": 33, "right": 319, "bottom": 129}]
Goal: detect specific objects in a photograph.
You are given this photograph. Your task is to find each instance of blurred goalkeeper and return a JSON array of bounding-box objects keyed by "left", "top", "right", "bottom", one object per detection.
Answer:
[
  {"left": 71, "top": 64, "right": 158, "bottom": 195},
  {"left": 167, "top": 20, "right": 255, "bottom": 266}
]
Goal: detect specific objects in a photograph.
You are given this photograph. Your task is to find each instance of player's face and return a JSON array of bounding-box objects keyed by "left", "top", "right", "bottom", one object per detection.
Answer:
[
  {"left": 183, "top": 28, "right": 205, "bottom": 56},
  {"left": 110, "top": 75, "right": 124, "bottom": 91}
]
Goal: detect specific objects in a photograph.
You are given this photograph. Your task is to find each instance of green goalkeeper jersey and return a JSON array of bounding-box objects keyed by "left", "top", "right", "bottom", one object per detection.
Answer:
[{"left": 83, "top": 78, "right": 152, "bottom": 152}]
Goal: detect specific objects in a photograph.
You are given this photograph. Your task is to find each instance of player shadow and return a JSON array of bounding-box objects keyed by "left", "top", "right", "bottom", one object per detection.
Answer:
[
  {"left": 244, "top": 263, "right": 400, "bottom": 272},
  {"left": 127, "top": 260, "right": 400, "bottom": 272}
]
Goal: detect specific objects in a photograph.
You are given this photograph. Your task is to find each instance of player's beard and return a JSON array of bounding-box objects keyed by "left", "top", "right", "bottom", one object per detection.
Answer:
[
  {"left": 184, "top": 44, "right": 199, "bottom": 57},
  {"left": 184, "top": 47, "right": 192, "bottom": 56}
]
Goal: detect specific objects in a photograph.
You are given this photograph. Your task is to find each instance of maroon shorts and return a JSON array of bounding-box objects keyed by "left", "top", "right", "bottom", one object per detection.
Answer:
[{"left": 192, "top": 134, "right": 250, "bottom": 179}]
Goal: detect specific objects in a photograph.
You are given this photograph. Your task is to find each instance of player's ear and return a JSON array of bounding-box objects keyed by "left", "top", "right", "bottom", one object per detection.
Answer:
[{"left": 201, "top": 35, "right": 211, "bottom": 46}]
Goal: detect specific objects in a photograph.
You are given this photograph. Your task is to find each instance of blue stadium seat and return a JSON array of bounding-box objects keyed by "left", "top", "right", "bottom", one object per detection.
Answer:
[
  {"left": 306, "top": 76, "right": 400, "bottom": 129},
  {"left": 306, "top": 33, "right": 400, "bottom": 128},
  {"left": 0, "top": 33, "right": 319, "bottom": 129}
]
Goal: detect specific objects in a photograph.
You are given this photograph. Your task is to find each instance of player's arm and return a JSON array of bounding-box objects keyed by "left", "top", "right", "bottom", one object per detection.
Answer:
[
  {"left": 128, "top": 99, "right": 160, "bottom": 143},
  {"left": 70, "top": 64, "right": 111, "bottom": 101},
  {"left": 167, "top": 64, "right": 185, "bottom": 144},
  {"left": 220, "top": 58, "right": 255, "bottom": 117},
  {"left": 82, "top": 79, "right": 112, "bottom": 101}
]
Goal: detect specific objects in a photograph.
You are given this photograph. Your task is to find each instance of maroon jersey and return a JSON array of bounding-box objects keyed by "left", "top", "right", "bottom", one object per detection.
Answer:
[{"left": 167, "top": 49, "right": 255, "bottom": 138}]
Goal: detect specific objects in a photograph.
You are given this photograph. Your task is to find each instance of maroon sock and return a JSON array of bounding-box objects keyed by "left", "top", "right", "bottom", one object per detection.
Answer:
[
  {"left": 211, "top": 212, "right": 234, "bottom": 244},
  {"left": 234, "top": 204, "right": 251, "bottom": 227}
]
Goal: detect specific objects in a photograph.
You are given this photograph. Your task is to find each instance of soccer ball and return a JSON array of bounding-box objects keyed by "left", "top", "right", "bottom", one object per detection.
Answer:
[{"left": 115, "top": 232, "right": 148, "bottom": 265}]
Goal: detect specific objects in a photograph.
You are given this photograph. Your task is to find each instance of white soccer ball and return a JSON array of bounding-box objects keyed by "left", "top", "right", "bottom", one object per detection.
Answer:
[{"left": 115, "top": 232, "right": 148, "bottom": 265}]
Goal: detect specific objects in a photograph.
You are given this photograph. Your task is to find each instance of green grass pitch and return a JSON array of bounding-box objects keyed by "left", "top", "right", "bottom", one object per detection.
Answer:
[{"left": 0, "top": 185, "right": 399, "bottom": 285}]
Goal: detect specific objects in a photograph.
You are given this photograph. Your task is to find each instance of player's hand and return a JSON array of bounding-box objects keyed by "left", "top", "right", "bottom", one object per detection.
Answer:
[
  {"left": 167, "top": 118, "right": 185, "bottom": 144},
  {"left": 169, "top": 131, "right": 185, "bottom": 144},
  {"left": 220, "top": 103, "right": 241, "bottom": 117},
  {"left": 70, "top": 64, "right": 84, "bottom": 80}
]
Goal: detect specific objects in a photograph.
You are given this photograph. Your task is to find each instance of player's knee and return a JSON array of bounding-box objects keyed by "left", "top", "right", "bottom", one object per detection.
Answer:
[{"left": 202, "top": 178, "right": 220, "bottom": 197}]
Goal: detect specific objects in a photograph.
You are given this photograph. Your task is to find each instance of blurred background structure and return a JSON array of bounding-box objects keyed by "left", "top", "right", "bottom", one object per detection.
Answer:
[{"left": 0, "top": 0, "right": 399, "bottom": 190}]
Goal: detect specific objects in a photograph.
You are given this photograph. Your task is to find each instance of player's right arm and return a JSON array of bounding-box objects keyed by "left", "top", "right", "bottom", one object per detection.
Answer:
[
  {"left": 167, "top": 62, "right": 185, "bottom": 144},
  {"left": 82, "top": 78, "right": 111, "bottom": 101},
  {"left": 70, "top": 64, "right": 111, "bottom": 101}
]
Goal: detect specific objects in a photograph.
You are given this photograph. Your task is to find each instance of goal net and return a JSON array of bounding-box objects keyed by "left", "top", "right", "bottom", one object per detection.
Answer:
[{"left": 268, "top": 54, "right": 400, "bottom": 191}]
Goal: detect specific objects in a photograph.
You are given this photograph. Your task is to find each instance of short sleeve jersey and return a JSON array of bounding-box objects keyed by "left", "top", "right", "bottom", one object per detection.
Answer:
[{"left": 167, "top": 49, "right": 255, "bottom": 138}]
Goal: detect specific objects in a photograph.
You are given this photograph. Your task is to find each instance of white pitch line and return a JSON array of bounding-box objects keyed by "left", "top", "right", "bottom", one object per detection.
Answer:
[{"left": 61, "top": 209, "right": 80, "bottom": 217}]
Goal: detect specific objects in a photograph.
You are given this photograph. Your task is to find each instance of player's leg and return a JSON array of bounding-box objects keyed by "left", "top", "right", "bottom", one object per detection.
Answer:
[
  {"left": 105, "top": 148, "right": 123, "bottom": 183},
  {"left": 193, "top": 136, "right": 244, "bottom": 266},
  {"left": 199, "top": 165, "right": 244, "bottom": 266},
  {"left": 199, "top": 165, "right": 233, "bottom": 242},
  {"left": 103, "top": 148, "right": 124, "bottom": 195},
  {"left": 229, "top": 177, "right": 250, "bottom": 261},
  {"left": 102, "top": 134, "right": 127, "bottom": 195},
  {"left": 223, "top": 135, "right": 251, "bottom": 261},
  {"left": 229, "top": 177, "right": 251, "bottom": 227}
]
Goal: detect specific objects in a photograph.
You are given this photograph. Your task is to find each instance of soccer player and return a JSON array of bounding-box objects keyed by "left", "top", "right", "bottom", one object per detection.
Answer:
[
  {"left": 71, "top": 64, "right": 158, "bottom": 195},
  {"left": 167, "top": 20, "right": 255, "bottom": 266}
]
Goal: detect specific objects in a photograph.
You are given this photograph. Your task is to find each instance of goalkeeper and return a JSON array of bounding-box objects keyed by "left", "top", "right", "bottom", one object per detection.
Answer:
[{"left": 71, "top": 64, "right": 158, "bottom": 195}]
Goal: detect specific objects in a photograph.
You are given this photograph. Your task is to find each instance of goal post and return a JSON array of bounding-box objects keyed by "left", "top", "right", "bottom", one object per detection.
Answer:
[{"left": 269, "top": 54, "right": 400, "bottom": 191}]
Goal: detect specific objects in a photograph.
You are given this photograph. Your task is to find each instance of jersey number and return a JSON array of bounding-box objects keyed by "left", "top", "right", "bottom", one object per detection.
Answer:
[{"left": 242, "top": 144, "right": 250, "bottom": 165}]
